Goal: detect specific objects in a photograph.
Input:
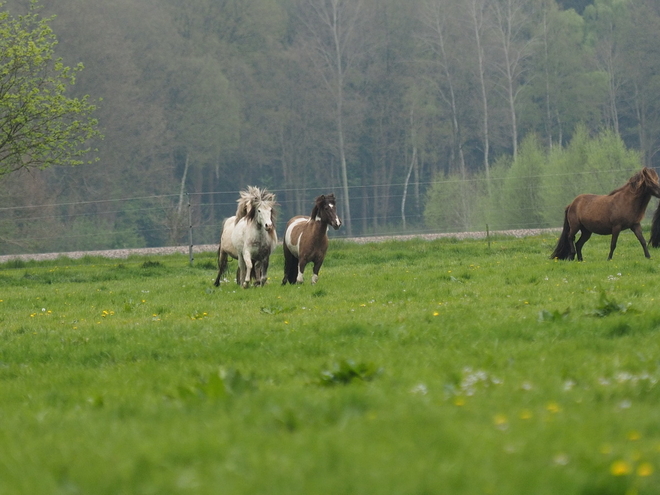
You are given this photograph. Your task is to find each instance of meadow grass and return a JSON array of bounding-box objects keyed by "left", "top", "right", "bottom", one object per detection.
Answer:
[{"left": 2, "top": 233, "right": 660, "bottom": 494}]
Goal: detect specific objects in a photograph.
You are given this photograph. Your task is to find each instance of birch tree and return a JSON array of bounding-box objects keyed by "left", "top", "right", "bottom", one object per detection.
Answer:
[
  {"left": 296, "top": 0, "right": 368, "bottom": 235},
  {"left": 489, "top": 0, "right": 539, "bottom": 159}
]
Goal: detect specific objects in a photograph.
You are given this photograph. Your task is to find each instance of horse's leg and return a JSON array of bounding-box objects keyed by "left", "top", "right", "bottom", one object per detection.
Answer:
[
  {"left": 252, "top": 261, "right": 262, "bottom": 286},
  {"left": 631, "top": 224, "right": 651, "bottom": 258},
  {"left": 296, "top": 258, "right": 307, "bottom": 284},
  {"left": 237, "top": 253, "right": 249, "bottom": 288},
  {"left": 241, "top": 252, "right": 254, "bottom": 288},
  {"left": 311, "top": 259, "right": 324, "bottom": 285},
  {"left": 607, "top": 227, "right": 621, "bottom": 260},
  {"left": 574, "top": 229, "right": 591, "bottom": 262},
  {"left": 261, "top": 258, "right": 270, "bottom": 286}
]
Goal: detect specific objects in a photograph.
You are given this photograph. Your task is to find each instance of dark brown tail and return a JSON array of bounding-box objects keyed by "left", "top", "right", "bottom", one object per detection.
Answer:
[
  {"left": 550, "top": 208, "right": 573, "bottom": 260},
  {"left": 650, "top": 202, "right": 660, "bottom": 248},
  {"left": 281, "top": 241, "right": 298, "bottom": 285}
]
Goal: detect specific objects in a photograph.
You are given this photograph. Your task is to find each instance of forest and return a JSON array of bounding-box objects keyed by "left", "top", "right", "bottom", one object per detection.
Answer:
[{"left": 1, "top": 0, "right": 659, "bottom": 254}]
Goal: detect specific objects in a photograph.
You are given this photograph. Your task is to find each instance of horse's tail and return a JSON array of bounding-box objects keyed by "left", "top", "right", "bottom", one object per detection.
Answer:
[
  {"left": 281, "top": 241, "right": 298, "bottom": 285},
  {"left": 214, "top": 247, "right": 229, "bottom": 287},
  {"left": 650, "top": 202, "right": 660, "bottom": 248},
  {"left": 550, "top": 208, "right": 573, "bottom": 260}
]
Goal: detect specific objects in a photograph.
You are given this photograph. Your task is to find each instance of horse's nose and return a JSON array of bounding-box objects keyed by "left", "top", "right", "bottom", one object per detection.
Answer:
[{"left": 333, "top": 217, "right": 342, "bottom": 230}]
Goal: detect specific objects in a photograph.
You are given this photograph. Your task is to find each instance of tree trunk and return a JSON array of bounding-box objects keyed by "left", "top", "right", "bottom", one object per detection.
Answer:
[
  {"left": 177, "top": 153, "right": 190, "bottom": 216},
  {"left": 469, "top": 0, "right": 491, "bottom": 188},
  {"left": 402, "top": 108, "right": 418, "bottom": 231},
  {"left": 332, "top": 2, "right": 353, "bottom": 236}
]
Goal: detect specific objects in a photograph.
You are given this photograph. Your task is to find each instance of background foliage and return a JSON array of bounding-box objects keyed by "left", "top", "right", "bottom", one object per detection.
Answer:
[{"left": 1, "top": 0, "right": 660, "bottom": 254}]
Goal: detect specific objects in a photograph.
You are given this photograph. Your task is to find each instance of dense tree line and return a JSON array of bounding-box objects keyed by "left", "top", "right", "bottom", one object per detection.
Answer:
[{"left": 1, "top": 0, "right": 659, "bottom": 254}]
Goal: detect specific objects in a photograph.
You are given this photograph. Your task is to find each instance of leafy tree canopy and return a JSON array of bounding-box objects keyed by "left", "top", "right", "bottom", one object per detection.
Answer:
[{"left": 0, "top": 1, "right": 100, "bottom": 178}]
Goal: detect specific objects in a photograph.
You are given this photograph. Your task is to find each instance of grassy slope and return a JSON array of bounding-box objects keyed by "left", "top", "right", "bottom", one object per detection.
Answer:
[{"left": 1, "top": 233, "right": 660, "bottom": 494}]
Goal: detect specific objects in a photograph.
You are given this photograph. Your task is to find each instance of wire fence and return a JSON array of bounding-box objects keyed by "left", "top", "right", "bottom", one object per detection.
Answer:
[{"left": 1, "top": 167, "right": 656, "bottom": 257}]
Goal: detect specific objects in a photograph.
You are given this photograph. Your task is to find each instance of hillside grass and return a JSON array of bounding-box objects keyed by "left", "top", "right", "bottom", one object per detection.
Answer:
[{"left": 2, "top": 232, "right": 660, "bottom": 494}]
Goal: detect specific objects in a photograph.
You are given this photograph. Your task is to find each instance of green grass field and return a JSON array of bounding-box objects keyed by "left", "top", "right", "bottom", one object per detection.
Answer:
[{"left": 2, "top": 232, "right": 660, "bottom": 494}]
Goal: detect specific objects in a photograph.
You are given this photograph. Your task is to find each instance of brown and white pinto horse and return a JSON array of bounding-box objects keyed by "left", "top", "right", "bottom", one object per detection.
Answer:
[{"left": 282, "top": 194, "right": 341, "bottom": 285}]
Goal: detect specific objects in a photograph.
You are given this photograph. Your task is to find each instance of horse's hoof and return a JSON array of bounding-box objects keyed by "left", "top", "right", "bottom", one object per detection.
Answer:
[{"left": 311, "top": 275, "right": 318, "bottom": 285}]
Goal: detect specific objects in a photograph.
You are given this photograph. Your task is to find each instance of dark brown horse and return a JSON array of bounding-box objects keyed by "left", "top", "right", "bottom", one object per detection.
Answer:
[
  {"left": 282, "top": 194, "right": 342, "bottom": 285},
  {"left": 649, "top": 202, "right": 660, "bottom": 248},
  {"left": 550, "top": 167, "right": 660, "bottom": 261}
]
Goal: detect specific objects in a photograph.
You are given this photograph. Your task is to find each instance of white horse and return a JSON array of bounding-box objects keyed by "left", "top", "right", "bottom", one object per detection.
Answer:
[
  {"left": 229, "top": 186, "right": 278, "bottom": 288},
  {"left": 214, "top": 186, "right": 277, "bottom": 287}
]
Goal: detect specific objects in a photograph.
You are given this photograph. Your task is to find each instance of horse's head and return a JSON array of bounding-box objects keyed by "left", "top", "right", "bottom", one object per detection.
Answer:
[
  {"left": 255, "top": 203, "right": 275, "bottom": 232},
  {"left": 641, "top": 167, "right": 660, "bottom": 198},
  {"left": 238, "top": 186, "right": 277, "bottom": 232},
  {"left": 313, "top": 194, "right": 342, "bottom": 230}
]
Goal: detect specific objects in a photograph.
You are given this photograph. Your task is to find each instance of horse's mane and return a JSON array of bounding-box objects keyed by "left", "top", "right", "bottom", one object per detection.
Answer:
[
  {"left": 235, "top": 186, "right": 277, "bottom": 223},
  {"left": 608, "top": 168, "right": 659, "bottom": 196}
]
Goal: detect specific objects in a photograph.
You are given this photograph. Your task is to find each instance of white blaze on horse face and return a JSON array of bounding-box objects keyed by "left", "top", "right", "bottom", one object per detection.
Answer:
[{"left": 329, "top": 202, "right": 342, "bottom": 228}]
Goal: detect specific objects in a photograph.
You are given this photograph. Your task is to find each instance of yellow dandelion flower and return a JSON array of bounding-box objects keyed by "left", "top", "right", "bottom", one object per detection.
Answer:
[
  {"left": 433, "top": 312, "right": 439, "bottom": 316},
  {"left": 637, "top": 462, "right": 654, "bottom": 477},
  {"left": 546, "top": 402, "right": 561, "bottom": 413},
  {"left": 519, "top": 409, "right": 533, "bottom": 420},
  {"left": 610, "top": 460, "right": 632, "bottom": 476},
  {"left": 453, "top": 397, "right": 465, "bottom": 406},
  {"left": 627, "top": 430, "right": 641, "bottom": 441},
  {"left": 493, "top": 414, "right": 508, "bottom": 426}
]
